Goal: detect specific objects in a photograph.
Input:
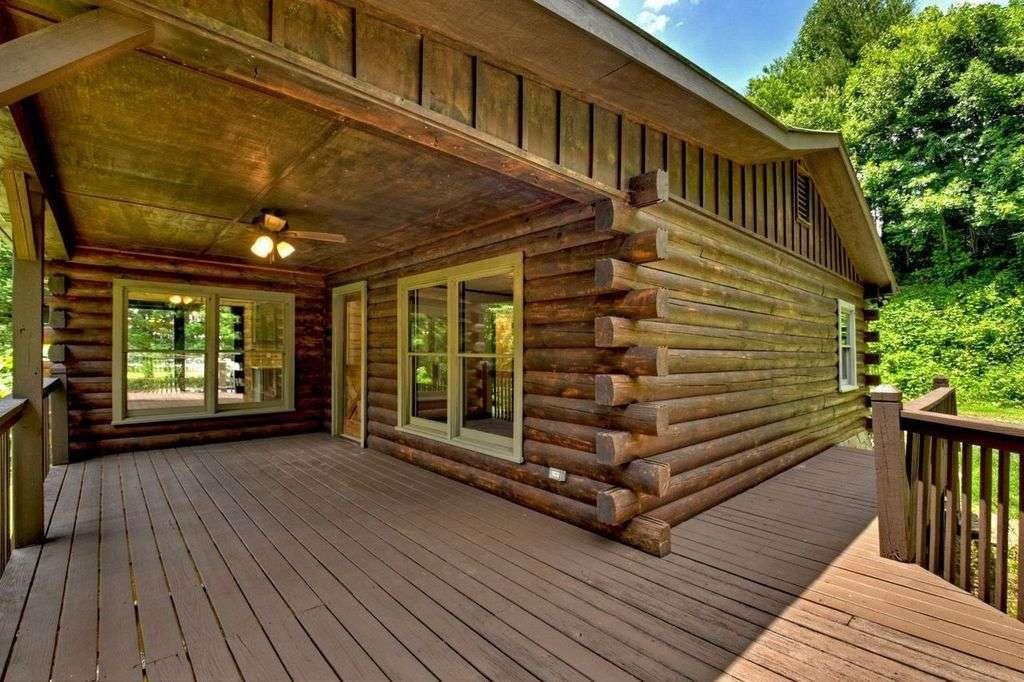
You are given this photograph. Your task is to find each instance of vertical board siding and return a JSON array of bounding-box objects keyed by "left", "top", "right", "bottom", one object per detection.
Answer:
[{"left": 181, "top": 0, "right": 860, "bottom": 282}]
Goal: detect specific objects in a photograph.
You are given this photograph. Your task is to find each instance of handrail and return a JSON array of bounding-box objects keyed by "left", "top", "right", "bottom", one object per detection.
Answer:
[
  {"left": 903, "top": 386, "right": 954, "bottom": 412},
  {"left": 0, "top": 397, "right": 27, "bottom": 434},
  {"left": 901, "top": 409, "right": 1024, "bottom": 453}
]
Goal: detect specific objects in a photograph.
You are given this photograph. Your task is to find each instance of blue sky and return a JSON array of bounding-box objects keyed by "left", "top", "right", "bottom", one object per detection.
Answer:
[{"left": 595, "top": 0, "right": 1005, "bottom": 93}]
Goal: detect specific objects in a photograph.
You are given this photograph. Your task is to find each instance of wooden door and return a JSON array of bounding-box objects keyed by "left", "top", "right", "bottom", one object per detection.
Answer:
[{"left": 332, "top": 283, "right": 366, "bottom": 443}]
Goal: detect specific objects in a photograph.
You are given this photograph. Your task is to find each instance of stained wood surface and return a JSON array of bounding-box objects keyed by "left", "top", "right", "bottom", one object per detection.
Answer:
[{"left": 0, "top": 434, "right": 1020, "bottom": 680}]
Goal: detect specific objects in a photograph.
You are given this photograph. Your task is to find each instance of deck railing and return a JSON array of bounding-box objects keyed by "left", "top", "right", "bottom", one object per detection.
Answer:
[
  {"left": 871, "top": 377, "right": 1022, "bottom": 620},
  {"left": 0, "top": 397, "right": 27, "bottom": 573},
  {"left": 0, "top": 375, "right": 69, "bottom": 571}
]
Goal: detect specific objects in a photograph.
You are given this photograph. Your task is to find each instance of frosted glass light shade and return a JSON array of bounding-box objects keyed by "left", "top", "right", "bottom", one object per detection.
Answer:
[
  {"left": 276, "top": 240, "right": 295, "bottom": 259},
  {"left": 251, "top": 235, "right": 275, "bottom": 258}
]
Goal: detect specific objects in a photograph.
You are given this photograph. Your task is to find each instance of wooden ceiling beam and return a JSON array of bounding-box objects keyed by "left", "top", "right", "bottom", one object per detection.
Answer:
[
  {"left": 0, "top": 8, "right": 152, "bottom": 106},
  {"left": 89, "top": 0, "right": 612, "bottom": 206},
  {"left": 0, "top": 167, "right": 43, "bottom": 260}
]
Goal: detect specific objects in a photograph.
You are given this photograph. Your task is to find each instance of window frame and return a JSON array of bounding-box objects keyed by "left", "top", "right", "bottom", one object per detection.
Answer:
[
  {"left": 112, "top": 278, "right": 295, "bottom": 425},
  {"left": 396, "top": 253, "right": 524, "bottom": 462},
  {"left": 837, "top": 298, "right": 858, "bottom": 392}
]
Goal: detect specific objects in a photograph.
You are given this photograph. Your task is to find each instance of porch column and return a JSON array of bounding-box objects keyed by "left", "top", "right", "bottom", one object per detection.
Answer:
[
  {"left": 8, "top": 172, "right": 46, "bottom": 547},
  {"left": 870, "top": 385, "right": 913, "bottom": 562}
]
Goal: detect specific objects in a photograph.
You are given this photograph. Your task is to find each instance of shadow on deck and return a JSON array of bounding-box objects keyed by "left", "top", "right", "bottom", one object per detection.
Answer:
[{"left": 0, "top": 433, "right": 1020, "bottom": 680}]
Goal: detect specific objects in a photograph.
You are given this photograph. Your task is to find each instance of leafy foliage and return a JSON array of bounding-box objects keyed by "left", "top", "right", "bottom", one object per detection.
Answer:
[
  {"left": 874, "top": 272, "right": 1024, "bottom": 406},
  {"left": 750, "top": 0, "right": 1024, "bottom": 283}
]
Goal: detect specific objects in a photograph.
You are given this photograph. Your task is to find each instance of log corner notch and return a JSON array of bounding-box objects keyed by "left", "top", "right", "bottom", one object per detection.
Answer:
[
  {"left": 627, "top": 169, "right": 669, "bottom": 208},
  {"left": 0, "top": 9, "right": 153, "bottom": 107}
]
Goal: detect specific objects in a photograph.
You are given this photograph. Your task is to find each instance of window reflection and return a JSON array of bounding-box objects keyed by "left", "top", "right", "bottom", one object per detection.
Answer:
[{"left": 459, "top": 274, "right": 514, "bottom": 438}]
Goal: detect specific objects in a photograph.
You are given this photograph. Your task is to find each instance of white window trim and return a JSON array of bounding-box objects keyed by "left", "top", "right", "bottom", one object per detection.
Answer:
[
  {"left": 112, "top": 278, "right": 295, "bottom": 425},
  {"left": 837, "top": 298, "right": 858, "bottom": 392},
  {"left": 396, "top": 253, "right": 524, "bottom": 463}
]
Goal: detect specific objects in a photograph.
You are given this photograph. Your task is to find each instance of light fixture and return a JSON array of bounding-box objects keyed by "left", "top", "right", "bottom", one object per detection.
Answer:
[
  {"left": 169, "top": 295, "right": 182, "bottom": 305},
  {"left": 275, "top": 240, "right": 295, "bottom": 259},
  {"left": 182, "top": 296, "right": 193, "bottom": 305},
  {"left": 250, "top": 234, "right": 274, "bottom": 258}
]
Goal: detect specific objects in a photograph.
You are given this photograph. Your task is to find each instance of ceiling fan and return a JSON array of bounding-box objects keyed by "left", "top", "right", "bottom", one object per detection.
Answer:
[{"left": 248, "top": 209, "right": 348, "bottom": 261}]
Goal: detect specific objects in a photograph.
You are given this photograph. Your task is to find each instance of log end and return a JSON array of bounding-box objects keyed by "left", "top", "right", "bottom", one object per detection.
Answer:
[
  {"left": 595, "top": 430, "right": 632, "bottom": 466},
  {"left": 613, "top": 514, "right": 671, "bottom": 557},
  {"left": 622, "top": 346, "right": 669, "bottom": 376},
  {"left": 627, "top": 170, "right": 669, "bottom": 208},
  {"left": 595, "top": 374, "right": 634, "bottom": 406},
  {"left": 596, "top": 487, "right": 638, "bottom": 526},
  {"left": 592, "top": 197, "right": 616, "bottom": 231},
  {"left": 594, "top": 316, "right": 630, "bottom": 348}
]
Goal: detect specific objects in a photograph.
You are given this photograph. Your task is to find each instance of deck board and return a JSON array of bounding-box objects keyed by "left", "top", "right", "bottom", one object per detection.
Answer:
[{"left": 1, "top": 434, "right": 1022, "bottom": 681}]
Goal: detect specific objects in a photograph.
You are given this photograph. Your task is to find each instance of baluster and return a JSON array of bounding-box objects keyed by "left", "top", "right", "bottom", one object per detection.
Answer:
[
  {"left": 928, "top": 435, "right": 943, "bottom": 574},
  {"left": 1017, "top": 452, "right": 1022, "bottom": 622},
  {"left": 959, "top": 441, "right": 973, "bottom": 591},
  {"left": 0, "top": 431, "right": 7, "bottom": 569},
  {"left": 915, "top": 432, "right": 930, "bottom": 567},
  {"left": 979, "top": 446, "right": 993, "bottom": 604},
  {"left": 994, "top": 449, "right": 1010, "bottom": 612},
  {"left": 943, "top": 439, "right": 958, "bottom": 582}
]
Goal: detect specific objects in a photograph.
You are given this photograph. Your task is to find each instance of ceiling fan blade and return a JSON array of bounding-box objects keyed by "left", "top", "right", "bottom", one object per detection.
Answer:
[{"left": 284, "top": 230, "right": 348, "bottom": 244}]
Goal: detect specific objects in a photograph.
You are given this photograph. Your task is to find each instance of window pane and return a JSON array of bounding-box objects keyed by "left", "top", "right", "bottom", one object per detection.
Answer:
[
  {"left": 408, "top": 285, "right": 447, "bottom": 353},
  {"left": 218, "top": 299, "right": 286, "bottom": 405},
  {"left": 126, "top": 292, "right": 206, "bottom": 411},
  {"left": 411, "top": 355, "right": 447, "bottom": 423},
  {"left": 460, "top": 274, "right": 514, "bottom": 354},
  {"left": 342, "top": 293, "right": 363, "bottom": 439},
  {"left": 462, "top": 355, "right": 514, "bottom": 438},
  {"left": 841, "top": 348, "right": 854, "bottom": 384}
]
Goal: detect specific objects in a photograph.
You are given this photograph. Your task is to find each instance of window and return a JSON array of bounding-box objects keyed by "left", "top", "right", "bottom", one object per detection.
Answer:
[
  {"left": 397, "top": 254, "right": 523, "bottom": 461},
  {"left": 838, "top": 299, "right": 857, "bottom": 392},
  {"left": 113, "top": 280, "right": 294, "bottom": 423}
]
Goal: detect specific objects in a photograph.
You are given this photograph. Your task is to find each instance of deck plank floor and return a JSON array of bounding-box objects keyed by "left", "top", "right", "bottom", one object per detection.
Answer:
[{"left": 0, "top": 433, "right": 1021, "bottom": 681}]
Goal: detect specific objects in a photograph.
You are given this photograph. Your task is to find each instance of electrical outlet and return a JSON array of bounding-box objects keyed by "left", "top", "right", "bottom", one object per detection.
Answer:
[{"left": 548, "top": 467, "right": 566, "bottom": 482}]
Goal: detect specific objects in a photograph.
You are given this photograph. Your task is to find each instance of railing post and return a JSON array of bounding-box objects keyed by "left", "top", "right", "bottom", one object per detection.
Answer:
[
  {"left": 870, "top": 384, "right": 914, "bottom": 562},
  {"left": 49, "top": 372, "right": 69, "bottom": 466}
]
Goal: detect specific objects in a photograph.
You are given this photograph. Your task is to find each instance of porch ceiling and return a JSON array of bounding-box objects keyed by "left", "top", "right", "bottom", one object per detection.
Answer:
[{"left": 2, "top": 8, "right": 562, "bottom": 273}]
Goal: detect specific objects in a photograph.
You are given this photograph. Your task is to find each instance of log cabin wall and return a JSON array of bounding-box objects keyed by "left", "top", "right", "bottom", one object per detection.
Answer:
[
  {"left": 331, "top": 202, "right": 674, "bottom": 555},
  {"left": 592, "top": 199, "right": 874, "bottom": 531},
  {"left": 45, "top": 249, "right": 330, "bottom": 458},
  {"left": 153, "top": 0, "right": 858, "bottom": 284}
]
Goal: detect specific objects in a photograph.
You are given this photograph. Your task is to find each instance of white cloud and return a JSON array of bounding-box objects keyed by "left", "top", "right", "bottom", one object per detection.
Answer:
[
  {"left": 642, "top": 0, "right": 678, "bottom": 9},
  {"left": 635, "top": 10, "right": 670, "bottom": 33},
  {"left": 596, "top": 0, "right": 621, "bottom": 9}
]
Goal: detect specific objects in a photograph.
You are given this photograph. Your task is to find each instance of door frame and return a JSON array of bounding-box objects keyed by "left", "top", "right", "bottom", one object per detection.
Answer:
[{"left": 331, "top": 281, "right": 368, "bottom": 445}]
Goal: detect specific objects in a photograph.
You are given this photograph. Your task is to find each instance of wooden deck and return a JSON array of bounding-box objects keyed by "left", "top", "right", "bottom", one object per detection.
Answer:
[{"left": 0, "top": 434, "right": 1021, "bottom": 681}]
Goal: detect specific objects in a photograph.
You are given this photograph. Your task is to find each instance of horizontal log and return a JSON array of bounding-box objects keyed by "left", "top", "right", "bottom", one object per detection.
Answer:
[
  {"left": 367, "top": 376, "right": 397, "bottom": 394},
  {"left": 595, "top": 366, "right": 836, "bottom": 405},
  {"left": 70, "top": 420, "right": 322, "bottom": 457},
  {"left": 522, "top": 417, "right": 601, "bottom": 453},
  {"left": 525, "top": 271, "right": 610, "bottom": 303},
  {"left": 367, "top": 424, "right": 609, "bottom": 505},
  {"left": 661, "top": 299, "right": 832, "bottom": 339},
  {"left": 524, "top": 235, "right": 625, "bottom": 280},
  {"left": 524, "top": 288, "right": 667, "bottom": 324},
  {"left": 597, "top": 416, "right": 863, "bottom": 524},
  {"left": 523, "top": 440, "right": 669, "bottom": 496},
  {"left": 651, "top": 398, "right": 867, "bottom": 474},
  {"left": 595, "top": 317, "right": 833, "bottom": 352},
  {"left": 595, "top": 391, "right": 863, "bottom": 464},
  {"left": 655, "top": 379, "right": 838, "bottom": 424},
  {"left": 523, "top": 372, "right": 595, "bottom": 400},
  {"left": 525, "top": 347, "right": 668, "bottom": 376},
  {"left": 647, "top": 421, "right": 864, "bottom": 526},
  {"left": 596, "top": 258, "right": 835, "bottom": 323},
  {"left": 367, "top": 391, "right": 395, "bottom": 409},
  {"left": 523, "top": 395, "right": 668, "bottom": 436},
  {"left": 524, "top": 322, "right": 594, "bottom": 349},
  {"left": 666, "top": 349, "right": 835, "bottom": 373}
]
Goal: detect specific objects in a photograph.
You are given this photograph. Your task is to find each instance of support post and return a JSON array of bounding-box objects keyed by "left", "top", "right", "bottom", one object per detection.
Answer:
[
  {"left": 49, "top": 373, "right": 69, "bottom": 466},
  {"left": 870, "top": 385, "right": 913, "bottom": 561},
  {"left": 11, "top": 186, "right": 45, "bottom": 547}
]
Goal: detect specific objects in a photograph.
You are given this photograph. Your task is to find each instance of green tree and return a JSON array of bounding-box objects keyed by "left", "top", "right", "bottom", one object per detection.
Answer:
[
  {"left": 747, "top": 0, "right": 914, "bottom": 130},
  {"left": 843, "top": 2, "right": 1024, "bottom": 281}
]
